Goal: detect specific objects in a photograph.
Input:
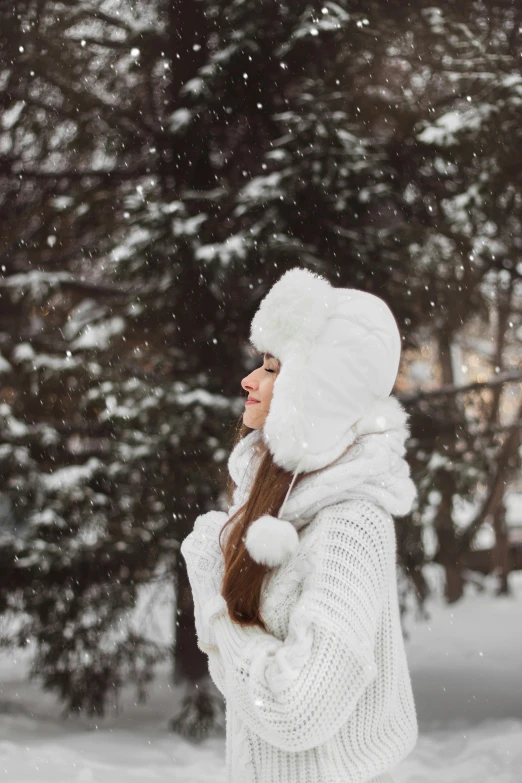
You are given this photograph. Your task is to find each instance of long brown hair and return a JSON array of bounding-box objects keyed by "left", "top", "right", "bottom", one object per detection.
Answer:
[{"left": 218, "top": 417, "right": 307, "bottom": 632}]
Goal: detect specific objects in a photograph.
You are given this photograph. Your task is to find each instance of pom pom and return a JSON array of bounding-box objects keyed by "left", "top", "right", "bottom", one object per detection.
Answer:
[{"left": 244, "top": 515, "right": 299, "bottom": 567}]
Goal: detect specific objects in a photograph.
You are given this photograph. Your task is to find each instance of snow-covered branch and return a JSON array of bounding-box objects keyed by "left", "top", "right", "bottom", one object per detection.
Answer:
[{"left": 399, "top": 370, "right": 522, "bottom": 404}]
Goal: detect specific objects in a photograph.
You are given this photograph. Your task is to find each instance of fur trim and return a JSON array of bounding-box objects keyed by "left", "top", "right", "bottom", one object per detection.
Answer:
[
  {"left": 244, "top": 515, "right": 299, "bottom": 567},
  {"left": 250, "top": 267, "right": 336, "bottom": 362},
  {"left": 353, "top": 395, "right": 410, "bottom": 439},
  {"left": 261, "top": 351, "right": 310, "bottom": 470},
  {"left": 262, "top": 393, "right": 410, "bottom": 473}
]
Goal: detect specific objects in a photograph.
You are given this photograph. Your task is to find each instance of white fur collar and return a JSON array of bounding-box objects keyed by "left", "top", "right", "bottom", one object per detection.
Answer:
[
  {"left": 229, "top": 394, "right": 410, "bottom": 488},
  {"left": 228, "top": 395, "right": 416, "bottom": 567}
]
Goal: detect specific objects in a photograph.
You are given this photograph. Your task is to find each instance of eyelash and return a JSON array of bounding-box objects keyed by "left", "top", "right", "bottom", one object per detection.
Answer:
[{"left": 265, "top": 368, "right": 275, "bottom": 373}]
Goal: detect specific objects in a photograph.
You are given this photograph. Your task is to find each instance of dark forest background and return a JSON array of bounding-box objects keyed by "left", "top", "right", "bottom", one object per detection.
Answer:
[{"left": 1, "top": 0, "right": 521, "bottom": 736}]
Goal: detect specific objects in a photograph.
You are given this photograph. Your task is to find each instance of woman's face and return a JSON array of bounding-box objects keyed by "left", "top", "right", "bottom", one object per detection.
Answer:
[{"left": 241, "top": 351, "right": 280, "bottom": 430}]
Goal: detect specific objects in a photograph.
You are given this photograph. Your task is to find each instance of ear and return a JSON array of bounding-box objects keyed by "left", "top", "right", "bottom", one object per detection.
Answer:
[{"left": 244, "top": 515, "right": 299, "bottom": 567}]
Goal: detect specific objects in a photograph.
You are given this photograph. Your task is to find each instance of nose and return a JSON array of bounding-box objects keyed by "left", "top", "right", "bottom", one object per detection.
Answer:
[{"left": 241, "top": 370, "right": 259, "bottom": 394}]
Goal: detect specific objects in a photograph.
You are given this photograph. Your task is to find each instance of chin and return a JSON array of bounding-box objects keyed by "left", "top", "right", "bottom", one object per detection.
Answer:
[{"left": 243, "top": 412, "right": 261, "bottom": 430}]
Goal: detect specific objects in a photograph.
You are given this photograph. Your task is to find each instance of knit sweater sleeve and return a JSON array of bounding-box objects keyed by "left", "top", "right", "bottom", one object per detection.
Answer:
[
  {"left": 211, "top": 499, "right": 394, "bottom": 753},
  {"left": 180, "top": 510, "right": 228, "bottom": 654}
]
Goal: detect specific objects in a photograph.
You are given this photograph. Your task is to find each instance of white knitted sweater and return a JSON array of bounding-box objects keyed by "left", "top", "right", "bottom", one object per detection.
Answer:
[{"left": 181, "top": 416, "right": 419, "bottom": 783}]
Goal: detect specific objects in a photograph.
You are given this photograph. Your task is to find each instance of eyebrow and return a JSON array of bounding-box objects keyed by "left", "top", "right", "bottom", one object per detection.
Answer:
[
  {"left": 257, "top": 349, "right": 279, "bottom": 364},
  {"left": 265, "top": 353, "right": 281, "bottom": 370}
]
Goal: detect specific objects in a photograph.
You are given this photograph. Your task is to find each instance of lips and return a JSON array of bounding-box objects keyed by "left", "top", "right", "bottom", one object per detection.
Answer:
[{"left": 246, "top": 399, "right": 260, "bottom": 405}]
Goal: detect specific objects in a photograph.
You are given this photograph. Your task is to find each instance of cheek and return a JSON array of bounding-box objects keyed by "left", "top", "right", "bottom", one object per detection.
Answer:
[{"left": 262, "top": 377, "right": 275, "bottom": 403}]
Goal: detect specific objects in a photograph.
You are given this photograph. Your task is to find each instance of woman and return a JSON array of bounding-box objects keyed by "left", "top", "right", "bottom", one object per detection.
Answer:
[{"left": 181, "top": 266, "right": 418, "bottom": 783}]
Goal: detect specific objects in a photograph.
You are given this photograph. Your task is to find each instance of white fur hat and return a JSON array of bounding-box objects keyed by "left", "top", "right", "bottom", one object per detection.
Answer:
[
  {"left": 243, "top": 266, "right": 405, "bottom": 567},
  {"left": 250, "top": 266, "right": 402, "bottom": 474}
]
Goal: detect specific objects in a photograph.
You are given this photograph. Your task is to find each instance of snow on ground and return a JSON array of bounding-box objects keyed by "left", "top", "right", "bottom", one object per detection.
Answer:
[{"left": 0, "top": 567, "right": 521, "bottom": 782}]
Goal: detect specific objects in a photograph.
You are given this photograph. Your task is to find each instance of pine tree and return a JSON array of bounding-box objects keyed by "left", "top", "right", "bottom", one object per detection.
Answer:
[{"left": 2, "top": 0, "right": 522, "bottom": 739}]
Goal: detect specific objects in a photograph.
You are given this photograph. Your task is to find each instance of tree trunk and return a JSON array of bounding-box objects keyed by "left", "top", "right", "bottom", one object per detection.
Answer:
[
  {"left": 487, "top": 276, "right": 513, "bottom": 426},
  {"left": 433, "top": 472, "right": 464, "bottom": 602},
  {"left": 173, "top": 579, "right": 209, "bottom": 685},
  {"left": 492, "top": 501, "right": 511, "bottom": 595},
  {"left": 395, "top": 515, "right": 429, "bottom": 608},
  {"left": 433, "top": 328, "right": 464, "bottom": 602},
  {"left": 170, "top": 556, "right": 224, "bottom": 739}
]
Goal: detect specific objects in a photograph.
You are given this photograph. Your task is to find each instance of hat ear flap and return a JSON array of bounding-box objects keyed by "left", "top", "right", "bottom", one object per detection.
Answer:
[{"left": 244, "top": 515, "right": 299, "bottom": 567}]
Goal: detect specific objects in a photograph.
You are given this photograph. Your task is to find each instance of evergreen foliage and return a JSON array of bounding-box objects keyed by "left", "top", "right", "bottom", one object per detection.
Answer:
[{"left": 1, "top": 0, "right": 521, "bottom": 727}]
